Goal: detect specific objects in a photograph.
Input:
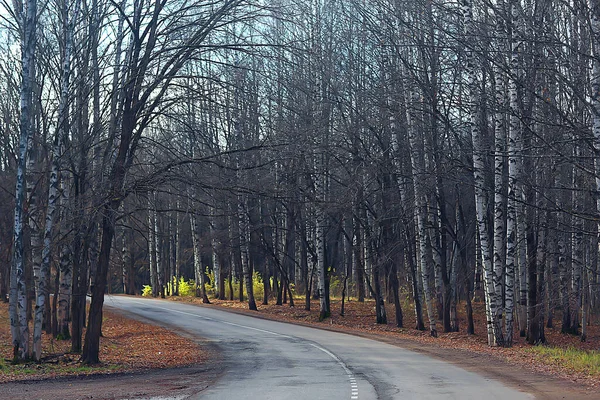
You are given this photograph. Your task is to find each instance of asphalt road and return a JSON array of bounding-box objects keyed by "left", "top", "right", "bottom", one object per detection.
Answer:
[{"left": 105, "top": 296, "right": 534, "bottom": 400}]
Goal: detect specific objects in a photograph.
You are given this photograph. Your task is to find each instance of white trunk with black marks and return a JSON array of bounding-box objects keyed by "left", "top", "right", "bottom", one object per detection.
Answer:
[
  {"left": 461, "top": 0, "right": 496, "bottom": 345},
  {"left": 491, "top": 0, "right": 508, "bottom": 347},
  {"left": 238, "top": 195, "right": 256, "bottom": 309},
  {"left": 121, "top": 224, "right": 131, "bottom": 293},
  {"left": 148, "top": 196, "right": 157, "bottom": 296},
  {"left": 429, "top": 202, "right": 443, "bottom": 319},
  {"left": 558, "top": 226, "right": 570, "bottom": 329},
  {"left": 190, "top": 212, "right": 209, "bottom": 302},
  {"left": 28, "top": 137, "right": 43, "bottom": 359},
  {"left": 153, "top": 193, "right": 164, "bottom": 297},
  {"left": 450, "top": 240, "right": 459, "bottom": 331},
  {"left": 57, "top": 176, "right": 71, "bottom": 339},
  {"left": 407, "top": 89, "right": 437, "bottom": 337},
  {"left": 175, "top": 199, "right": 181, "bottom": 295},
  {"left": 517, "top": 203, "right": 528, "bottom": 335},
  {"left": 191, "top": 213, "right": 200, "bottom": 294},
  {"left": 209, "top": 206, "right": 220, "bottom": 298},
  {"left": 10, "top": 0, "right": 37, "bottom": 360},
  {"left": 504, "top": 0, "right": 521, "bottom": 346},
  {"left": 571, "top": 163, "right": 583, "bottom": 334},
  {"left": 33, "top": 0, "right": 75, "bottom": 359},
  {"left": 582, "top": 259, "right": 589, "bottom": 341},
  {"left": 315, "top": 150, "right": 328, "bottom": 320}
]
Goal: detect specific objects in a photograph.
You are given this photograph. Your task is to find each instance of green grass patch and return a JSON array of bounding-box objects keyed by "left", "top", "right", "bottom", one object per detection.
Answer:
[{"left": 529, "top": 346, "right": 600, "bottom": 376}]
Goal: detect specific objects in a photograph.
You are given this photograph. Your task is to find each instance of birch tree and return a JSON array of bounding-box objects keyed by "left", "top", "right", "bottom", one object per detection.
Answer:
[{"left": 9, "top": 0, "right": 37, "bottom": 361}]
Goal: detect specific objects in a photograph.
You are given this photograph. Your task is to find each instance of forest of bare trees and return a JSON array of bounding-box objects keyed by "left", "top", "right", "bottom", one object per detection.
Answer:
[{"left": 1, "top": 0, "right": 600, "bottom": 363}]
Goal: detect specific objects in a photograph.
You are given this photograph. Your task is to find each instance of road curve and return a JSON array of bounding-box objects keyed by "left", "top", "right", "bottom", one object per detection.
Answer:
[{"left": 105, "top": 296, "right": 533, "bottom": 400}]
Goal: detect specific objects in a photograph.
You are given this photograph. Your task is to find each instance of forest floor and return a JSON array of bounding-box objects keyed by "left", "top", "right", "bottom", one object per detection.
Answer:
[
  {"left": 171, "top": 295, "right": 600, "bottom": 396},
  {"left": 0, "top": 302, "right": 211, "bottom": 384},
  {"left": 1, "top": 296, "right": 598, "bottom": 399}
]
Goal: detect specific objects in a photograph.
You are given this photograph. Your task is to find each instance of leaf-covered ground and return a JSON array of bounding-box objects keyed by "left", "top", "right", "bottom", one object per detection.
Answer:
[
  {"left": 0, "top": 302, "right": 208, "bottom": 382},
  {"left": 173, "top": 296, "right": 600, "bottom": 390}
]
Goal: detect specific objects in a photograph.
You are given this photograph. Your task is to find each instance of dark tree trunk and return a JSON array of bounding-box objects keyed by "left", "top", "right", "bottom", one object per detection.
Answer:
[
  {"left": 407, "top": 231, "right": 425, "bottom": 331},
  {"left": 389, "top": 263, "right": 403, "bottom": 328},
  {"left": 82, "top": 200, "right": 118, "bottom": 364},
  {"left": 373, "top": 266, "right": 387, "bottom": 325},
  {"left": 526, "top": 220, "right": 545, "bottom": 345},
  {"left": 262, "top": 261, "right": 269, "bottom": 305}
]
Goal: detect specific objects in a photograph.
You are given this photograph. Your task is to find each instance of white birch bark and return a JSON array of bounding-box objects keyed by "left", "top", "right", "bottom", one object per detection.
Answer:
[
  {"left": 571, "top": 165, "right": 583, "bottom": 334},
  {"left": 517, "top": 212, "right": 528, "bottom": 335},
  {"left": 238, "top": 195, "right": 256, "bottom": 309},
  {"left": 491, "top": 0, "right": 508, "bottom": 347},
  {"left": 153, "top": 193, "right": 164, "bottom": 298},
  {"left": 10, "top": 0, "right": 37, "bottom": 360},
  {"left": 504, "top": 0, "right": 521, "bottom": 347},
  {"left": 209, "top": 206, "right": 220, "bottom": 298},
  {"left": 407, "top": 88, "right": 437, "bottom": 337},
  {"left": 461, "top": 0, "right": 496, "bottom": 345},
  {"left": 28, "top": 134, "right": 43, "bottom": 359},
  {"left": 315, "top": 149, "right": 328, "bottom": 320},
  {"left": 33, "top": 0, "right": 77, "bottom": 359},
  {"left": 121, "top": 223, "right": 132, "bottom": 294},
  {"left": 175, "top": 199, "right": 181, "bottom": 295},
  {"left": 190, "top": 212, "right": 209, "bottom": 303},
  {"left": 57, "top": 177, "right": 72, "bottom": 339},
  {"left": 148, "top": 196, "right": 157, "bottom": 296}
]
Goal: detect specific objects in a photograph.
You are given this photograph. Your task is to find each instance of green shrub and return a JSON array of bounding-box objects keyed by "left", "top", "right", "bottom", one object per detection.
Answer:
[
  {"left": 252, "top": 271, "right": 264, "bottom": 300},
  {"left": 329, "top": 275, "right": 343, "bottom": 298},
  {"left": 224, "top": 278, "right": 240, "bottom": 300},
  {"left": 164, "top": 277, "right": 196, "bottom": 297},
  {"left": 142, "top": 285, "right": 152, "bottom": 297},
  {"left": 220, "top": 272, "right": 267, "bottom": 300},
  {"left": 178, "top": 277, "right": 195, "bottom": 297},
  {"left": 205, "top": 267, "right": 216, "bottom": 297}
]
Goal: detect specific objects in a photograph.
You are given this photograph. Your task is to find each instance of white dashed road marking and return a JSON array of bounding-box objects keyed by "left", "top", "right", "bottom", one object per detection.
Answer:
[{"left": 309, "top": 343, "right": 358, "bottom": 400}]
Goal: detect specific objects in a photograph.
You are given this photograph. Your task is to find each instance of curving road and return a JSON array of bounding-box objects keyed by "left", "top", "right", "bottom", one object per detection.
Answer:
[{"left": 105, "top": 296, "right": 533, "bottom": 400}]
